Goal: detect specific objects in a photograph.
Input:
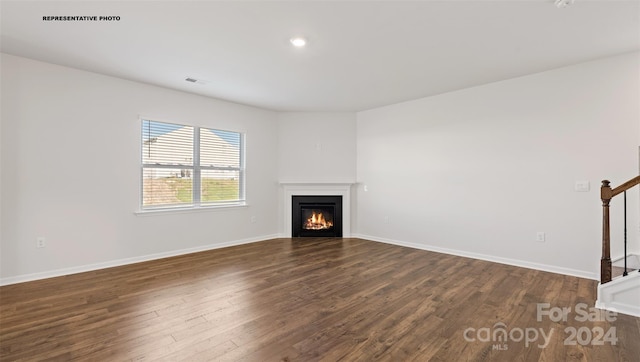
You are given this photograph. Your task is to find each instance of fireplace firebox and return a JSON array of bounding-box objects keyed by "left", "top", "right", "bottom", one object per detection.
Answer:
[{"left": 292, "top": 195, "right": 342, "bottom": 237}]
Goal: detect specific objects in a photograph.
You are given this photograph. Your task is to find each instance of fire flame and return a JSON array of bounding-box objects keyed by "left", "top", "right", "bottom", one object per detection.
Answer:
[{"left": 304, "top": 211, "right": 333, "bottom": 230}]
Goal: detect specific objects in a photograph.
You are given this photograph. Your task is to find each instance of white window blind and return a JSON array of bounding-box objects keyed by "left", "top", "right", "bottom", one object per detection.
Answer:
[{"left": 141, "top": 119, "right": 244, "bottom": 209}]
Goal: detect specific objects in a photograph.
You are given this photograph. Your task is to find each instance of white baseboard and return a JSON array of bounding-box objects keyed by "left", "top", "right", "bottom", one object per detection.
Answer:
[
  {"left": 352, "top": 233, "right": 598, "bottom": 280},
  {"left": 0, "top": 234, "right": 280, "bottom": 286},
  {"left": 3, "top": 233, "right": 598, "bottom": 286}
]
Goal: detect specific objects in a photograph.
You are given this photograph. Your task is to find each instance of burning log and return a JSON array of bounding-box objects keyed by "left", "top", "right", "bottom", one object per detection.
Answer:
[{"left": 303, "top": 210, "right": 333, "bottom": 230}]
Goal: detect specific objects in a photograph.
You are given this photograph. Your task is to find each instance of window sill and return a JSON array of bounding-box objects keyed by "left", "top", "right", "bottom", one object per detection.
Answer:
[{"left": 135, "top": 203, "right": 247, "bottom": 216}]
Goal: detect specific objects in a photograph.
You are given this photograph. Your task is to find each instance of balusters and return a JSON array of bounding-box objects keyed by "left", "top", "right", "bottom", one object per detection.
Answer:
[{"left": 601, "top": 177, "right": 640, "bottom": 283}]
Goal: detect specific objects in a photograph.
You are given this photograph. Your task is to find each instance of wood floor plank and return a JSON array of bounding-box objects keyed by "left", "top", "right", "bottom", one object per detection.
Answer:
[{"left": 1, "top": 238, "right": 638, "bottom": 361}]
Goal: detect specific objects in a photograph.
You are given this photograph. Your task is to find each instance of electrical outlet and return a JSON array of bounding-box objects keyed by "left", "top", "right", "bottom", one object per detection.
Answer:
[
  {"left": 536, "top": 232, "right": 546, "bottom": 242},
  {"left": 36, "top": 237, "right": 46, "bottom": 248}
]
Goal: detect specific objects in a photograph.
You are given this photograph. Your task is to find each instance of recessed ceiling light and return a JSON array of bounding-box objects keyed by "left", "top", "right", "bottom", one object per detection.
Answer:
[{"left": 290, "top": 37, "right": 307, "bottom": 47}]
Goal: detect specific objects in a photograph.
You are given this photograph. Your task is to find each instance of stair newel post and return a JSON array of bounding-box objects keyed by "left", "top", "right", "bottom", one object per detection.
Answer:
[{"left": 601, "top": 180, "right": 612, "bottom": 284}]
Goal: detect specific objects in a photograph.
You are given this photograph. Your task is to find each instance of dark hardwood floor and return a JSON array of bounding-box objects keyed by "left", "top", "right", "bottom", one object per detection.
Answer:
[{"left": 1, "top": 238, "right": 639, "bottom": 361}]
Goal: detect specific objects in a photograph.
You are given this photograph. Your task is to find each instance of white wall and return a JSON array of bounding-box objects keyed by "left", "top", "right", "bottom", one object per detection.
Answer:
[
  {"left": 3, "top": 51, "right": 637, "bottom": 284},
  {"left": 356, "top": 52, "right": 640, "bottom": 279},
  {"left": 277, "top": 112, "right": 356, "bottom": 183},
  {"left": 276, "top": 112, "right": 357, "bottom": 235},
  {"left": 0, "top": 54, "right": 280, "bottom": 283},
  {"left": 0, "top": 55, "right": 3, "bottom": 264}
]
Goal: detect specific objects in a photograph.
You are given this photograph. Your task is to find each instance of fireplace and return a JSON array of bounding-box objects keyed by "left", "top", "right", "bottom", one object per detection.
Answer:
[
  {"left": 292, "top": 195, "right": 343, "bottom": 237},
  {"left": 281, "top": 182, "right": 353, "bottom": 238}
]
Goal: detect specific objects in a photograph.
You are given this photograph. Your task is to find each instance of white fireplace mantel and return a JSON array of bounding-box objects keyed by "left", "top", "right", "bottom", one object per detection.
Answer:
[{"left": 281, "top": 182, "right": 354, "bottom": 238}]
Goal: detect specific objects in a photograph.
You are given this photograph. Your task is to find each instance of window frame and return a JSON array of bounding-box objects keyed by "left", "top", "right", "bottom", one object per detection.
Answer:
[{"left": 139, "top": 117, "right": 246, "bottom": 212}]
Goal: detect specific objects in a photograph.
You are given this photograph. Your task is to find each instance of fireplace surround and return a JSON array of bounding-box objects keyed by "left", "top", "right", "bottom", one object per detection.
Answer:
[{"left": 281, "top": 183, "right": 353, "bottom": 238}]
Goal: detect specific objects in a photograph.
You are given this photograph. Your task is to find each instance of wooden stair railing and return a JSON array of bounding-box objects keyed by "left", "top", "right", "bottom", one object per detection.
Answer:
[{"left": 600, "top": 175, "right": 640, "bottom": 284}]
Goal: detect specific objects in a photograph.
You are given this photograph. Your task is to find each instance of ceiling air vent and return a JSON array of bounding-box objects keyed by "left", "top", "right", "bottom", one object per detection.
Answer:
[{"left": 185, "top": 77, "right": 208, "bottom": 85}]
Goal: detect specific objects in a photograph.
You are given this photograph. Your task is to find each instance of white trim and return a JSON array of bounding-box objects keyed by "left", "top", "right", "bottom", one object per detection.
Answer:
[
  {"left": 352, "top": 233, "right": 598, "bottom": 280},
  {"left": 279, "top": 180, "right": 357, "bottom": 185},
  {"left": 596, "top": 271, "right": 640, "bottom": 317},
  {"left": 193, "top": 126, "right": 201, "bottom": 204},
  {"left": 135, "top": 202, "right": 248, "bottom": 216},
  {"left": 594, "top": 300, "right": 640, "bottom": 318},
  {"left": 0, "top": 234, "right": 279, "bottom": 286},
  {"left": 282, "top": 183, "right": 354, "bottom": 237},
  {"left": 612, "top": 253, "right": 640, "bottom": 269},
  {"left": 140, "top": 117, "right": 245, "bottom": 211}
]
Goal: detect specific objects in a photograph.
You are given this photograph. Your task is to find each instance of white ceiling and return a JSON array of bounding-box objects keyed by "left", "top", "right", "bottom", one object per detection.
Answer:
[{"left": 1, "top": 1, "right": 639, "bottom": 112}]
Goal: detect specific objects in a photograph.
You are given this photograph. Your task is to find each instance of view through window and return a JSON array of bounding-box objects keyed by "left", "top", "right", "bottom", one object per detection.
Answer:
[{"left": 141, "top": 119, "right": 245, "bottom": 209}]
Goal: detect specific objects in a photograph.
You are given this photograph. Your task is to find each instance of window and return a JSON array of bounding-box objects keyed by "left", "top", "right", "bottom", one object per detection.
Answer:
[{"left": 141, "top": 119, "right": 245, "bottom": 210}]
